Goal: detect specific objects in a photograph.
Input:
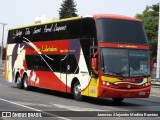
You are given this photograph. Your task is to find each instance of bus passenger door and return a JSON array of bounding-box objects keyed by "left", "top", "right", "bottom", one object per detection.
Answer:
[
  {"left": 60, "top": 54, "right": 79, "bottom": 93},
  {"left": 60, "top": 55, "right": 68, "bottom": 93}
]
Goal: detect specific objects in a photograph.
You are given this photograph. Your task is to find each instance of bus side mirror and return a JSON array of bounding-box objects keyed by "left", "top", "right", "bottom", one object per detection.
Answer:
[
  {"left": 92, "top": 57, "right": 98, "bottom": 75},
  {"left": 92, "top": 58, "right": 97, "bottom": 69}
]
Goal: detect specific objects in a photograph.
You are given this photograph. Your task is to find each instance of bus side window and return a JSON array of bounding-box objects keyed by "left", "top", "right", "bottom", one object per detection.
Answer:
[
  {"left": 32, "top": 55, "right": 41, "bottom": 70},
  {"left": 26, "top": 55, "right": 41, "bottom": 70},
  {"left": 12, "top": 28, "right": 27, "bottom": 43},
  {"left": 26, "top": 55, "right": 33, "bottom": 70},
  {"left": 80, "top": 18, "right": 96, "bottom": 39},
  {"left": 41, "top": 22, "right": 68, "bottom": 41},
  {"left": 66, "top": 20, "right": 81, "bottom": 39},
  {"left": 60, "top": 55, "right": 79, "bottom": 74},
  {"left": 61, "top": 55, "right": 68, "bottom": 73},
  {"left": 41, "top": 55, "right": 61, "bottom": 72},
  {"left": 32, "top": 26, "right": 42, "bottom": 42},
  {"left": 80, "top": 18, "right": 97, "bottom": 75},
  {"left": 7, "top": 30, "right": 13, "bottom": 44},
  {"left": 51, "top": 55, "right": 61, "bottom": 72},
  {"left": 67, "top": 55, "right": 79, "bottom": 74}
]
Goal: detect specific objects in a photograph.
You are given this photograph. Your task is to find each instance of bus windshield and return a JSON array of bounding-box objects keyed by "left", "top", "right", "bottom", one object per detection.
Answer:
[
  {"left": 101, "top": 48, "right": 150, "bottom": 77},
  {"left": 97, "top": 18, "right": 148, "bottom": 44}
]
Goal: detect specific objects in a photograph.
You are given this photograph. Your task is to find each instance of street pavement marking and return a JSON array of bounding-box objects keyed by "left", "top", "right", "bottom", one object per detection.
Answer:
[
  {"left": 0, "top": 97, "right": 41, "bottom": 111},
  {"left": 0, "top": 83, "right": 11, "bottom": 88},
  {"left": 150, "top": 94, "right": 160, "bottom": 98},
  {"left": 0, "top": 97, "right": 71, "bottom": 120},
  {"left": 53, "top": 103, "right": 107, "bottom": 111},
  {"left": 16, "top": 101, "right": 50, "bottom": 108}
]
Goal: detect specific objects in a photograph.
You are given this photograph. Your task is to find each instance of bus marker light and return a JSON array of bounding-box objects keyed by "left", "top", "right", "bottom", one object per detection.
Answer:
[{"left": 102, "top": 82, "right": 105, "bottom": 85}]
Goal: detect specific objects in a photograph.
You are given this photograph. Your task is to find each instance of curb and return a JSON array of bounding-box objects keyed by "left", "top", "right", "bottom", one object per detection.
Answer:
[
  {"left": 151, "top": 83, "right": 160, "bottom": 86},
  {"left": 151, "top": 79, "right": 160, "bottom": 86}
]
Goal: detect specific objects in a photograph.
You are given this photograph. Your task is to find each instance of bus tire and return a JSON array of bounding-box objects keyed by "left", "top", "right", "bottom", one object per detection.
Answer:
[
  {"left": 23, "top": 75, "right": 30, "bottom": 90},
  {"left": 112, "top": 98, "right": 124, "bottom": 103},
  {"left": 16, "top": 74, "right": 23, "bottom": 89},
  {"left": 73, "top": 81, "right": 83, "bottom": 101}
]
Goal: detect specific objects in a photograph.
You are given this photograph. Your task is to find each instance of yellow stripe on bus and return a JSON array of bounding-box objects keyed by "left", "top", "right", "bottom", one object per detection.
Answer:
[
  {"left": 81, "top": 78, "right": 99, "bottom": 98},
  {"left": 148, "top": 77, "right": 151, "bottom": 82},
  {"left": 9, "top": 16, "right": 82, "bottom": 30},
  {"left": 101, "top": 76, "right": 121, "bottom": 83}
]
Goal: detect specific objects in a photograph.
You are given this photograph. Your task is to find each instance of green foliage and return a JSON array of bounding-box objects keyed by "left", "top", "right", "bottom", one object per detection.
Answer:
[
  {"left": 59, "top": 0, "right": 78, "bottom": 19},
  {"left": 135, "top": 3, "right": 159, "bottom": 61}
]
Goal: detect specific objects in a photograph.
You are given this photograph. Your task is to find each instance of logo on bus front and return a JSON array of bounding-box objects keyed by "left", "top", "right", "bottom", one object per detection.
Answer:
[{"left": 127, "top": 85, "right": 131, "bottom": 89}]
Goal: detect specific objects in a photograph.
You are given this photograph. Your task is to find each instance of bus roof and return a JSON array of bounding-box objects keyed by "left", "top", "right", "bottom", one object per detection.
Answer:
[
  {"left": 93, "top": 14, "right": 141, "bottom": 22},
  {"left": 9, "top": 14, "right": 141, "bottom": 30}
]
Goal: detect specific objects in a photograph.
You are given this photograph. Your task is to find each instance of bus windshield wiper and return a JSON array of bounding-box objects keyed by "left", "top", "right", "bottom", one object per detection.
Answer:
[{"left": 108, "top": 70, "right": 125, "bottom": 77}]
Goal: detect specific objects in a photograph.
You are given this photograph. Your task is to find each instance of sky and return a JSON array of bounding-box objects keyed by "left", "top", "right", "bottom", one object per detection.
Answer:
[{"left": 0, "top": 0, "right": 159, "bottom": 45}]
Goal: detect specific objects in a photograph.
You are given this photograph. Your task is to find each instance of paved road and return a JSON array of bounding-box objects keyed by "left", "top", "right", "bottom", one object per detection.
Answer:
[{"left": 0, "top": 75, "right": 159, "bottom": 120}]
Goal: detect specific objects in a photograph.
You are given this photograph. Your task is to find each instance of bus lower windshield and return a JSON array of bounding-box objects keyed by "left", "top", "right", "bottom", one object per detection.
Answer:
[{"left": 101, "top": 48, "right": 150, "bottom": 77}]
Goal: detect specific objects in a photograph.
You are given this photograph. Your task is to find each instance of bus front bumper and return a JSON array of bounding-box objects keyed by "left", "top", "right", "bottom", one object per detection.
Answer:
[{"left": 99, "top": 86, "right": 151, "bottom": 98}]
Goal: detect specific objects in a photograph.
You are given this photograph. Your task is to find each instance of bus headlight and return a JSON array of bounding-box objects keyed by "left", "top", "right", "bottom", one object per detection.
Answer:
[
  {"left": 142, "top": 82, "right": 150, "bottom": 87},
  {"left": 102, "top": 81, "right": 114, "bottom": 87},
  {"left": 106, "top": 82, "right": 110, "bottom": 86}
]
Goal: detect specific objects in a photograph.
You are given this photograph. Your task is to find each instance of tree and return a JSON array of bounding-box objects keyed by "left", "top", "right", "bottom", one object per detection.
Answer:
[
  {"left": 59, "top": 0, "right": 78, "bottom": 19},
  {"left": 135, "top": 3, "right": 159, "bottom": 61}
]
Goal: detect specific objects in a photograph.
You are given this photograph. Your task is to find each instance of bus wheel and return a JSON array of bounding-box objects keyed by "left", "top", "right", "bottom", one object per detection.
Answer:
[
  {"left": 16, "top": 74, "right": 23, "bottom": 89},
  {"left": 112, "top": 98, "right": 124, "bottom": 103},
  {"left": 23, "top": 75, "right": 30, "bottom": 90},
  {"left": 73, "top": 81, "right": 83, "bottom": 101}
]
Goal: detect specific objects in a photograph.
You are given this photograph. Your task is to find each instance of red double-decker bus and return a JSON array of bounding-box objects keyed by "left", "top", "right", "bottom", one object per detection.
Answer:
[{"left": 5, "top": 14, "right": 151, "bottom": 102}]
